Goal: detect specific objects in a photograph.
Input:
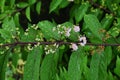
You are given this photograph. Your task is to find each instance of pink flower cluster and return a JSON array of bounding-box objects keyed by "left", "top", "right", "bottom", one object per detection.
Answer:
[
  {"left": 52, "top": 24, "right": 87, "bottom": 51},
  {"left": 70, "top": 36, "right": 87, "bottom": 51},
  {"left": 64, "top": 25, "right": 80, "bottom": 37}
]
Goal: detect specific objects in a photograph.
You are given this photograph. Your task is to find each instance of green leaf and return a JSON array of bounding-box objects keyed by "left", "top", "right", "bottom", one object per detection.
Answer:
[
  {"left": 89, "top": 52, "right": 107, "bottom": 80},
  {"left": 12, "top": 52, "right": 19, "bottom": 67},
  {"left": 116, "top": 18, "right": 120, "bottom": 28},
  {"left": 21, "top": 27, "right": 38, "bottom": 42},
  {"left": 0, "top": 18, "right": 16, "bottom": 41},
  {"left": 70, "top": 5, "right": 79, "bottom": 19},
  {"left": 25, "top": 7, "right": 31, "bottom": 21},
  {"left": 108, "top": 27, "right": 119, "bottom": 37},
  {"left": 0, "top": 54, "right": 5, "bottom": 74},
  {"left": 74, "top": 0, "right": 81, "bottom": 4},
  {"left": 101, "top": 14, "right": 114, "bottom": 30},
  {"left": 104, "top": 47, "right": 112, "bottom": 65},
  {"left": 114, "top": 56, "right": 120, "bottom": 77},
  {"left": 23, "top": 46, "right": 43, "bottom": 80},
  {"left": 13, "top": 12, "right": 20, "bottom": 27},
  {"left": 37, "top": 20, "right": 61, "bottom": 40},
  {"left": 2, "top": 18, "right": 16, "bottom": 32},
  {"left": 59, "top": 0, "right": 70, "bottom": 8},
  {"left": 0, "top": 13, "right": 7, "bottom": 20},
  {"left": 0, "top": 49, "right": 11, "bottom": 80},
  {"left": 108, "top": 71, "right": 116, "bottom": 80},
  {"left": 68, "top": 47, "right": 86, "bottom": 80},
  {"left": 84, "top": 14, "right": 103, "bottom": 42},
  {"left": 89, "top": 8, "right": 103, "bottom": 20},
  {"left": 75, "top": 2, "right": 89, "bottom": 23},
  {"left": 36, "top": 1, "right": 41, "bottom": 14},
  {"left": 28, "top": 0, "right": 36, "bottom": 5},
  {"left": 49, "top": 0, "right": 63, "bottom": 13},
  {"left": 17, "top": 2, "right": 29, "bottom": 8},
  {"left": 0, "top": 0, "right": 5, "bottom": 12},
  {"left": 0, "top": 29, "right": 12, "bottom": 40},
  {"left": 13, "top": 12, "right": 24, "bottom": 35},
  {"left": 89, "top": 53, "right": 100, "bottom": 80},
  {"left": 40, "top": 54, "right": 57, "bottom": 80},
  {"left": 83, "top": 65, "right": 90, "bottom": 80},
  {"left": 10, "top": 0, "right": 15, "bottom": 8},
  {"left": 58, "top": 67, "right": 68, "bottom": 80},
  {"left": 58, "top": 45, "right": 66, "bottom": 62}
]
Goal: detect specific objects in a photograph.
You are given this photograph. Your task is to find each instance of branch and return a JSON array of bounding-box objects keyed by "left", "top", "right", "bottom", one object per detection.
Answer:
[
  {"left": 0, "top": 8, "right": 25, "bottom": 23},
  {"left": 0, "top": 41, "right": 120, "bottom": 48},
  {"left": 88, "top": 0, "right": 115, "bottom": 16}
]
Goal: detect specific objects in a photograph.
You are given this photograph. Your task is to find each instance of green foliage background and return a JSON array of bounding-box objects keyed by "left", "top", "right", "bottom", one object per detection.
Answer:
[{"left": 0, "top": 0, "right": 120, "bottom": 80}]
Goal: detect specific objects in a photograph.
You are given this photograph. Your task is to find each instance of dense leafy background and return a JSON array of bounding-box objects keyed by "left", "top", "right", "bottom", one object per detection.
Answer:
[{"left": 0, "top": 0, "right": 120, "bottom": 80}]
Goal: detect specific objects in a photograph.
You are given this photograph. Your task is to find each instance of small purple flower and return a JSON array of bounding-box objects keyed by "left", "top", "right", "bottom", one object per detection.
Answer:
[
  {"left": 70, "top": 43, "right": 78, "bottom": 51},
  {"left": 65, "top": 28, "right": 71, "bottom": 37},
  {"left": 79, "top": 36, "right": 87, "bottom": 46},
  {"left": 73, "top": 25, "right": 80, "bottom": 32}
]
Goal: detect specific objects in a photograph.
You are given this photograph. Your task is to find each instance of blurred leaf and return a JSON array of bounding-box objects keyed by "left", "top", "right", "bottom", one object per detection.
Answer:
[
  {"left": 106, "top": 0, "right": 118, "bottom": 12},
  {"left": 114, "top": 56, "right": 120, "bottom": 77},
  {"left": 70, "top": 5, "right": 79, "bottom": 19},
  {"left": 17, "top": 2, "right": 29, "bottom": 8},
  {"left": 58, "top": 45, "right": 66, "bottom": 62},
  {"left": 12, "top": 52, "right": 19, "bottom": 67},
  {"left": 0, "top": 0, "right": 5, "bottom": 12},
  {"left": 0, "top": 13, "right": 7, "bottom": 20},
  {"left": 36, "top": 1, "right": 41, "bottom": 14},
  {"left": 108, "top": 71, "right": 116, "bottom": 80},
  {"left": 0, "top": 49, "right": 11, "bottom": 80},
  {"left": 0, "top": 18, "right": 16, "bottom": 41},
  {"left": 0, "top": 29, "right": 12, "bottom": 40},
  {"left": 74, "top": 0, "right": 81, "bottom": 4},
  {"left": 101, "top": 14, "right": 114, "bottom": 30},
  {"left": 89, "top": 52, "right": 107, "bottom": 80},
  {"left": 84, "top": 14, "right": 103, "bottom": 42},
  {"left": 13, "top": 12, "right": 24, "bottom": 36},
  {"left": 2, "top": 18, "right": 16, "bottom": 32},
  {"left": 116, "top": 18, "right": 120, "bottom": 28},
  {"left": 28, "top": 0, "right": 36, "bottom": 5},
  {"left": 0, "top": 54, "right": 9, "bottom": 80},
  {"left": 49, "top": 0, "right": 63, "bottom": 13},
  {"left": 14, "top": 12, "right": 24, "bottom": 38},
  {"left": 58, "top": 67, "right": 68, "bottom": 80},
  {"left": 75, "top": 2, "right": 89, "bottom": 23},
  {"left": 68, "top": 47, "right": 86, "bottom": 80},
  {"left": 40, "top": 54, "right": 57, "bottom": 80},
  {"left": 37, "top": 20, "right": 60, "bottom": 40},
  {"left": 13, "top": 12, "right": 20, "bottom": 27},
  {"left": 56, "top": 74, "right": 60, "bottom": 80},
  {"left": 89, "top": 8, "right": 103, "bottom": 20},
  {"left": 83, "top": 65, "right": 90, "bottom": 80},
  {"left": 23, "top": 46, "right": 43, "bottom": 80},
  {"left": 10, "top": 0, "right": 15, "bottom": 8},
  {"left": 59, "top": 0, "right": 70, "bottom": 8},
  {"left": 0, "top": 54, "right": 5, "bottom": 74},
  {"left": 104, "top": 47, "right": 112, "bottom": 65},
  {"left": 25, "top": 6, "right": 31, "bottom": 21},
  {"left": 108, "top": 27, "right": 119, "bottom": 37}
]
